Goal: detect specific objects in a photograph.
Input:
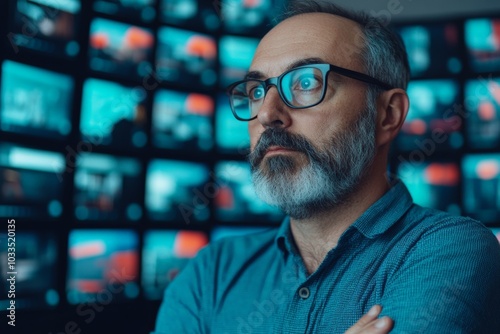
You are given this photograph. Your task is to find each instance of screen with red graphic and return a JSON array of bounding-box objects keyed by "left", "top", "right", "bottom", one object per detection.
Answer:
[
  {"left": 156, "top": 26, "right": 217, "bottom": 88},
  {"left": 214, "top": 161, "right": 283, "bottom": 223},
  {"left": 66, "top": 229, "right": 139, "bottom": 304},
  {"left": 465, "top": 77, "right": 500, "bottom": 150},
  {"left": 88, "top": 18, "right": 154, "bottom": 78},
  {"left": 396, "top": 79, "right": 462, "bottom": 152},
  {"left": 397, "top": 160, "right": 461, "bottom": 215},
  {"left": 152, "top": 89, "right": 214, "bottom": 151},
  {"left": 465, "top": 18, "right": 500, "bottom": 73},
  {"left": 141, "top": 230, "right": 208, "bottom": 299}
]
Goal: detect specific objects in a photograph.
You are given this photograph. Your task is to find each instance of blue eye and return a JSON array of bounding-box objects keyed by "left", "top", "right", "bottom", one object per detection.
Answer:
[
  {"left": 294, "top": 76, "right": 320, "bottom": 91},
  {"left": 250, "top": 86, "right": 265, "bottom": 100},
  {"left": 300, "top": 78, "right": 313, "bottom": 89}
]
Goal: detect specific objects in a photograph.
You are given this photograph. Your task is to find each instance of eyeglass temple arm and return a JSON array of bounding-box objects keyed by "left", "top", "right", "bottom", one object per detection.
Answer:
[{"left": 329, "top": 64, "right": 394, "bottom": 90}]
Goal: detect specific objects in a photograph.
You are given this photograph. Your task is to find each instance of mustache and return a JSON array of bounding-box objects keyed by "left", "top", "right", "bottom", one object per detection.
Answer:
[{"left": 248, "top": 128, "right": 321, "bottom": 168}]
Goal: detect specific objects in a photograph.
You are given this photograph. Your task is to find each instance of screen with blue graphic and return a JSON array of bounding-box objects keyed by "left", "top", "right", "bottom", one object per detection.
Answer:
[
  {"left": 219, "top": 0, "right": 286, "bottom": 34},
  {"left": 160, "top": 0, "right": 219, "bottom": 31},
  {"left": 0, "top": 144, "right": 65, "bottom": 219},
  {"left": 397, "top": 22, "right": 462, "bottom": 77},
  {"left": 80, "top": 78, "right": 148, "bottom": 149},
  {"left": 0, "top": 232, "right": 59, "bottom": 309},
  {"left": 219, "top": 35, "right": 259, "bottom": 88},
  {"left": 73, "top": 153, "right": 142, "bottom": 221},
  {"left": 8, "top": 0, "right": 81, "bottom": 56},
  {"left": 93, "top": 0, "right": 157, "bottom": 22},
  {"left": 0, "top": 61, "right": 74, "bottom": 139},
  {"left": 216, "top": 94, "right": 250, "bottom": 153},
  {"left": 397, "top": 160, "right": 461, "bottom": 215},
  {"left": 145, "top": 160, "right": 210, "bottom": 223}
]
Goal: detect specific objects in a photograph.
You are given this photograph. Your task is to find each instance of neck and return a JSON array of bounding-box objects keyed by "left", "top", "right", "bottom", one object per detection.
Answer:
[{"left": 290, "top": 166, "right": 390, "bottom": 275}]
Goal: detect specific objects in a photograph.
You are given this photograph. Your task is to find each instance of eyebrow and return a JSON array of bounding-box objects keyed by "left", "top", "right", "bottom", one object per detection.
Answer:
[{"left": 244, "top": 57, "right": 328, "bottom": 80}]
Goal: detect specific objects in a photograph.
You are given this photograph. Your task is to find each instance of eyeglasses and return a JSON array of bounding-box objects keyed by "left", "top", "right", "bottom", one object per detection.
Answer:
[{"left": 226, "top": 63, "right": 394, "bottom": 121}]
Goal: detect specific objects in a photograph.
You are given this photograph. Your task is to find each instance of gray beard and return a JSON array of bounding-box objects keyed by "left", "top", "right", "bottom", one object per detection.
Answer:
[{"left": 249, "top": 104, "right": 377, "bottom": 220}]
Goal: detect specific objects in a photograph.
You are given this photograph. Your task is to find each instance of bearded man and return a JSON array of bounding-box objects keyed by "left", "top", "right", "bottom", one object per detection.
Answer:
[{"left": 152, "top": 1, "right": 500, "bottom": 333}]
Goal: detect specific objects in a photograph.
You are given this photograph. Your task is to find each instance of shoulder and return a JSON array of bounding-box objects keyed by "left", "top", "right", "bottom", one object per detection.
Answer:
[
  {"left": 405, "top": 204, "right": 497, "bottom": 245},
  {"left": 395, "top": 204, "right": 500, "bottom": 270}
]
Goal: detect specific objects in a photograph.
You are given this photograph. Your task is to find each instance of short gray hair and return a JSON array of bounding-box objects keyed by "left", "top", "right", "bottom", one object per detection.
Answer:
[{"left": 280, "top": 0, "right": 410, "bottom": 93}]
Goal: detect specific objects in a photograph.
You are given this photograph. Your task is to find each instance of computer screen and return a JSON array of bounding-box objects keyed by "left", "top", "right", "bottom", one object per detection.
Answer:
[
  {"left": 219, "top": 0, "right": 285, "bottom": 35},
  {"left": 142, "top": 230, "right": 208, "bottom": 299},
  {"left": 0, "top": 231, "right": 59, "bottom": 309},
  {"left": 152, "top": 89, "right": 214, "bottom": 151},
  {"left": 145, "top": 159, "right": 210, "bottom": 224},
  {"left": 8, "top": 0, "right": 81, "bottom": 56},
  {"left": 465, "top": 17, "right": 500, "bottom": 73},
  {"left": 215, "top": 161, "right": 283, "bottom": 223},
  {"left": 397, "top": 79, "right": 462, "bottom": 152},
  {"left": 215, "top": 94, "right": 250, "bottom": 154},
  {"left": 80, "top": 78, "right": 148, "bottom": 149},
  {"left": 93, "top": 0, "right": 157, "bottom": 23},
  {"left": 0, "top": 60, "right": 74, "bottom": 139},
  {"left": 462, "top": 153, "right": 500, "bottom": 224},
  {"left": 160, "top": 0, "right": 220, "bottom": 31},
  {"left": 156, "top": 26, "right": 217, "bottom": 88},
  {"left": 66, "top": 229, "right": 139, "bottom": 304},
  {"left": 464, "top": 77, "right": 500, "bottom": 150},
  {"left": 73, "top": 153, "right": 143, "bottom": 221},
  {"left": 89, "top": 18, "right": 154, "bottom": 78},
  {"left": 219, "top": 35, "right": 259, "bottom": 88},
  {"left": 0, "top": 143, "right": 65, "bottom": 219},
  {"left": 397, "top": 22, "right": 462, "bottom": 77}
]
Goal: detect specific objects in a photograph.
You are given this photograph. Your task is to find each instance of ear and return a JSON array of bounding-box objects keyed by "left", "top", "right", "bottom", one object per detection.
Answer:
[{"left": 375, "top": 88, "right": 409, "bottom": 147}]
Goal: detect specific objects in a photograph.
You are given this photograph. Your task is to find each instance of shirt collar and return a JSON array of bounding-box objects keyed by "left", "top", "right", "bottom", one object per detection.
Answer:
[
  {"left": 275, "top": 216, "right": 294, "bottom": 255},
  {"left": 274, "top": 180, "right": 414, "bottom": 255}
]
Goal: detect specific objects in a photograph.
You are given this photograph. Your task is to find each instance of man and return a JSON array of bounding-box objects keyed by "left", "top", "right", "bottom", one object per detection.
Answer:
[{"left": 153, "top": 1, "right": 500, "bottom": 333}]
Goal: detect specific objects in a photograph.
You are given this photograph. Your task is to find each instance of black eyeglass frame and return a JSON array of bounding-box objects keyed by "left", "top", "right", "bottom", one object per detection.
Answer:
[{"left": 226, "top": 63, "right": 394, "bottom": 121}]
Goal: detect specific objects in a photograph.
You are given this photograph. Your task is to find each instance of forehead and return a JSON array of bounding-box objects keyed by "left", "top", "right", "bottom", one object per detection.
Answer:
[{"left": 250, "top": 13, "right": 365, "bottom": 76}]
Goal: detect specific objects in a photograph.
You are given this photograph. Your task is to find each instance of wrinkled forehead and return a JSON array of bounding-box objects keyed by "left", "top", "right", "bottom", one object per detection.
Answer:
[{"left": 250, "top": 13, "right": 366, "bottom": 77}]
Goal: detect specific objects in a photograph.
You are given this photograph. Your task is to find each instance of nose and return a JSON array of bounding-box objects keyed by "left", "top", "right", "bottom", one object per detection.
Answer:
[{"left": 256, "top": 86, "right": 292, "bottom": 129}]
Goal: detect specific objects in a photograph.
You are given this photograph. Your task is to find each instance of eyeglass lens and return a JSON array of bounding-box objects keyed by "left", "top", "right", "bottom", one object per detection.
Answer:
[{"left": 230, "top": 66, "right": 325, "bottom": 120}]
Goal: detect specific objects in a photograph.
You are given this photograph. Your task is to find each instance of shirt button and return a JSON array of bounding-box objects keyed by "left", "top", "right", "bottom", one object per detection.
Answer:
[{"left": 298, "top": 287, "right": 310, "bottom": 300}]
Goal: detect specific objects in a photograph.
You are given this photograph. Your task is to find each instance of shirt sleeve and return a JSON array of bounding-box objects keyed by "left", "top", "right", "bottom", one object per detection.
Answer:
[
  {"left": 379, "top": 219, "right": 500, "bottom": 333},
  {"left": 151, "top": 245, "right": 211, "bottom": 334}
]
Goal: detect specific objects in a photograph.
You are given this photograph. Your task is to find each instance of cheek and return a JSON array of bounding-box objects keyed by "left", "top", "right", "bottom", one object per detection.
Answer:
[{"left": 248, "top": 123, "right": 262, "bottom": 150}]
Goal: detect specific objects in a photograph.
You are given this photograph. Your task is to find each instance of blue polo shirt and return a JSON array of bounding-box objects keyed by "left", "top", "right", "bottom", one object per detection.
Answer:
[{"left": 152, "top": 181, "right": 500, "bottom": 333}]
